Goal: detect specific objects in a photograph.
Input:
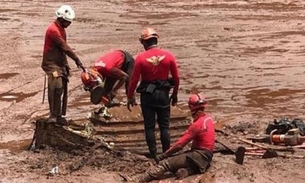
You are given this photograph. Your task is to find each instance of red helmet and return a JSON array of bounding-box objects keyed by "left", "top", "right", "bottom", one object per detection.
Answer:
[
  {"left": 139, "top": 27, "right": 159, "bottom": 41},
  {"left": 188, "top": 93, "right": 207, "bottom": 111},
  {"left": 81, "top": 68, "right": 103, "bottom": 89}
]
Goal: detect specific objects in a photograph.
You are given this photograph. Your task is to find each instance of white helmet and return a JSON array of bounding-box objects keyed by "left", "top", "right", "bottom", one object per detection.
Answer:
[{"left": 55, "top": 5, "right": 75, "bottom": 22}]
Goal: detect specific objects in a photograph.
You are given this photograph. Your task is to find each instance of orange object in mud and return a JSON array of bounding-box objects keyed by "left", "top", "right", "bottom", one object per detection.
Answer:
[
  {"left": 270, "top": 129, "right": 305, "bottom": 146},
  {"left": 81, "top": 68, "right": 103, "bottom": 88},
  {"left": 101, "top": 96, "right": 109, "bottom": 104},
  {"left": 270, "top": 134, "right": 285, "bottom": 144}
]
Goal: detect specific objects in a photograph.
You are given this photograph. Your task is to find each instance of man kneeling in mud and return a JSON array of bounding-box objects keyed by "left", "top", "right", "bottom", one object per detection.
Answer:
[{"left": 128, "top": 93, "right": 215, "bottom": 182}]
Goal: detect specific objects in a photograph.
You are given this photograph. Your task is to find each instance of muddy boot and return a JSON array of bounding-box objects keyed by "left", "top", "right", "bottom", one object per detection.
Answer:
[
  {"left": 147, "top": 147, "right": 157, "bottom": 159},
  {"left": 146, "top": 164, "right": 167, "bottom": 180},
  {"left": 175, "top": 167, "right": 195, "bottom": 180},
  {"left": 56, "top": 116, "right": 69, "bottom": 126},
  {"left": 130, "top": 173, "right": 152, "bottom": 182},
  {"left": 46, "top": 114, "right": 57, "bottom": 123},
  {"left": 121, "top": 173, "right": 152, "bottom": 182}
]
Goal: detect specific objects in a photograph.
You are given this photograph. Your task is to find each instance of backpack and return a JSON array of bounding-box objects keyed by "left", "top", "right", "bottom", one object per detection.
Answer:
[{"left": 265, "top": 117, "right": 305, "bottom": 135}]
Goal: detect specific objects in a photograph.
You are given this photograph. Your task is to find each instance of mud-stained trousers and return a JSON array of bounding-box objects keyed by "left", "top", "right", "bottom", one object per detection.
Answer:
[
  {"left": 143, "top": 149, "right": 213, "bottom": 181},
  {"left": 47, "top": 74, "right": 67, "bottom": 120}
]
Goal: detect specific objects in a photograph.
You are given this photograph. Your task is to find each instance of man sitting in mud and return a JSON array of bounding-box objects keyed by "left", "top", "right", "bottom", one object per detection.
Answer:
[
  {"left": 127, "top": 93, "right": 215, "bottom": 182},
  {"left": 81, "top": 50, "right": 134, "bottom": 113}
]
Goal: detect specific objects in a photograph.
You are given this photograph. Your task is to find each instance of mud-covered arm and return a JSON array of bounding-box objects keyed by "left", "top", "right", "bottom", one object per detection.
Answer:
[
  {"left": 109, "top": 68, "right": 129, "bottom": 93},
  {"left": 50, "top": 29, "right": 81, "bottom": 64},
  {"left": 165, "top": 124, "right": 198, "bottom": 156},
  {"left": 127, "top": 57, "right": 141, "bottom": 98}
]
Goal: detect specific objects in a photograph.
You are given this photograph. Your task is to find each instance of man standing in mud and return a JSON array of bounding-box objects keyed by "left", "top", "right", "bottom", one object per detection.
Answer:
[
  {"left": 80, "top": 50, "right": 134, "bottom": 109},
  {"left": 127, "top": 27, "right": 180, "bottom": 158},
  {"left": 127, "top": 93, "right": 215, "bottom": 182},
  {"left": 41, "top": 5, "right": 83, "bottom": 125}
]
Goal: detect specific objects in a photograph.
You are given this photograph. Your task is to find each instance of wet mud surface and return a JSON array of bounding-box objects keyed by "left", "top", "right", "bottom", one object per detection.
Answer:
[{"left": 1, "top": 0, "right": 305, "bottom": 182}]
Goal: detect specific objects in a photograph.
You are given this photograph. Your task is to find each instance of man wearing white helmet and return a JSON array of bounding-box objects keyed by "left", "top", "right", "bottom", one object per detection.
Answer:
[{"left": 41, "top": 5, "right": 83, "bottom": 125}]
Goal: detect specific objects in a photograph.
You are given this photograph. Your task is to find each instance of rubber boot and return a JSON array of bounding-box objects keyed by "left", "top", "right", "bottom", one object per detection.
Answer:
[
  {"left": 175, "top": 167, "right": 196, "bottom": 180},
  {"left": 146, "top": 164, "right": 167, "bottom": 180},
  {"left": 123, "top": 172, "right": 152, "bottom": 182},
  {"left": 47, "top": 87, "right": 57, "bottom": 123},
  {"left": 47, "top": 114, "right": 57, "bottom": 123},
  {"left": 57, "top": 116, "right": 69, "bottom": 126},
  {"left": 125, "top": 162, "right": 167, "bottom": 182},
  {"left": 134, "top": 172, "right": 153, "bottom": 182}
]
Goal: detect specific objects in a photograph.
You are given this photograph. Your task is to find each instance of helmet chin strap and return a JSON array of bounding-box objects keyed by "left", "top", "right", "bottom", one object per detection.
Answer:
[
  {"left": 191, "top": 108, "right": 205, "bottom": 118},
  {"left": 191, "top": 109, "right": 199, "bottom": 117}
]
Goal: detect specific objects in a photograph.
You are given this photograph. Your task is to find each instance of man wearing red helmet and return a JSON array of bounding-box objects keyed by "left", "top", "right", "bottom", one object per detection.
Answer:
[
  {"left": 126, "top": 93, "right": 215, "bottom": 182},
  {"left": 127, "top": 27, "right": 180, "bottom": 158},
  {"left": 81, "top": 50, "right": 134, "bottom": 107}
]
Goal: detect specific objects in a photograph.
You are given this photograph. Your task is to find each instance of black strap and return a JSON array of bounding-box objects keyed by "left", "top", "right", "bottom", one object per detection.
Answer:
[{"left": 120, "top": 50, "right": 134, "bottom": 73}]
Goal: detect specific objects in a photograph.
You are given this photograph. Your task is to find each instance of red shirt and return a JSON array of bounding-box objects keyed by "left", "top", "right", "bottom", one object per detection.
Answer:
[
  {"left": 166, "top": 113, "right": 215, "bottom": 153},
  {"left": 43, "top": 21, "right": 66, "bottom": 54},
  {"left": 93, "top": 50, "right": 125, "bottom": 78},
  {"left": 128, "top": 47, "right": 179, "bottom": 98},
  {"left": 41, "top": 20, "right": 79, "bottom": 75}
]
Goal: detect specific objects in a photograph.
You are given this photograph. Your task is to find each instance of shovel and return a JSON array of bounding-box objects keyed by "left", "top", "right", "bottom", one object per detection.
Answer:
[
  {"left": 246, "top": 150, "right": 305, "bottom": 159},
  {"left": 215, "top": 139, "right": 246, "bottom": 165}
]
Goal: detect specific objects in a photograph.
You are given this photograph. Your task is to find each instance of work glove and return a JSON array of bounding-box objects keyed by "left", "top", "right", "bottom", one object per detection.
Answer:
[
  {"left": 170, "top": 94, "right": 178, "bottom": 106},
  {"left": 75, "top": 59, "right": 84, "bottom": 70},
  {"left": 154, "top": 153, "right": 168, "bottom": 164},
  {"left": 127, "top": 97, "right": 136, "bottom": 112}
]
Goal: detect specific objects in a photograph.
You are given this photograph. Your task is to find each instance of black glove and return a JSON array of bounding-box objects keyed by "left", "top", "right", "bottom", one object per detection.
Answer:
[
  {"left": 127, "top": 97, "right": 135, "bottom": 112},
  {"left": 75, "top": 59, "right": 84, "bottom": 69},
  {"left": 170, "top": 94, "right": 178, "bottom": 106},
  {"left": 154, "top": 153, "right": 168, "bottom": 164}
]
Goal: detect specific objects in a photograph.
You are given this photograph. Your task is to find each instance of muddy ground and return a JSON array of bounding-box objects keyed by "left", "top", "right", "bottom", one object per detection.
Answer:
[{"left": 1, "top": 0, "right": 305, "bottom": 182}]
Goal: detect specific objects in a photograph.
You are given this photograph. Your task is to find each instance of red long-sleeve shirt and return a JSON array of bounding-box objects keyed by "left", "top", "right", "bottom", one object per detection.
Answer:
[
  {"left": 41, "top": 20, "right": 79, "bottom": 75},
  {"left": 93, "top": 50, "right": 125, "bottom": 78},
  {"left": 128, "top": 47, "right": 179, "bottom": 98},
  {"left": 165, "top": 113, "right": 215, "bottom": 155}
]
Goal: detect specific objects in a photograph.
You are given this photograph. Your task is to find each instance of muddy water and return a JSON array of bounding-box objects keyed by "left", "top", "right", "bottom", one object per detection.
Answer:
[
  {"left": 0, "top": 91, "right": 38, "bottom": 103},
  {"left": 0, "top": 139, "right": 31, "bottom": 153}
]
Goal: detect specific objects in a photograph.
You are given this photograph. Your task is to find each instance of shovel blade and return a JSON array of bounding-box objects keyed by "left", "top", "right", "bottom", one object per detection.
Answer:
[
  {"left": 262, "top": 150, "right": 278, "bottom": 159},
  {"left": 235, "top": 146, "right": 246, "bottom": 165}
]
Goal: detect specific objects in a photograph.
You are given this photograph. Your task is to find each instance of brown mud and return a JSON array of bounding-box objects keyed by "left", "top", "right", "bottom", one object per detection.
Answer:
[{"left": 1, "top": 0, "right": 305, "bottom": 183}]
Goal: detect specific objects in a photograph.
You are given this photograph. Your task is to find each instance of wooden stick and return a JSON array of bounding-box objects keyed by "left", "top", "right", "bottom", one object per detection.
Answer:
[
  {"left": 245, "top": 152, "right": 305, "bottom": 159},
  {"left": 238, "top": 138, "right": 294, "bottom": 152},
  {"left": 245, "top": 152, "right": 264, "bottom": 156}
]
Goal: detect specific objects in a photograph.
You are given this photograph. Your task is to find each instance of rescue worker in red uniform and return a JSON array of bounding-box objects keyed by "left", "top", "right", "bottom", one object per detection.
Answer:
[
  {"left": 128, "top": 93, "right": 215, "bottom": 182},
  {"left": 41, "top": 5, "right": 83, "bottom": 125},
  {"left": 127, "top": 27, "right": 180, "bottom": 158},
  {"left": 81, "top": 50, "right": 134, "bottom": 107}
]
